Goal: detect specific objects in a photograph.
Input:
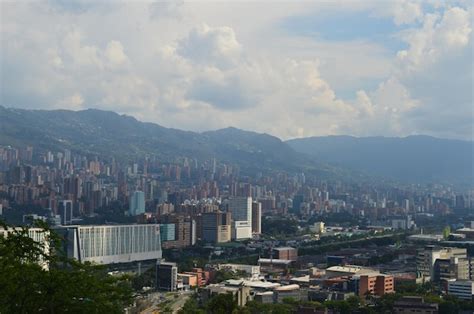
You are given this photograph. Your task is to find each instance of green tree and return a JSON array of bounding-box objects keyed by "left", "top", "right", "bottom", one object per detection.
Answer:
[
  {"left": 206, "top": 293, "right": 238, "bottom": 314},
  {"left": 178, "top": 297, "right": 206, "bottom": 314},
  {"left": 0, "top": 221, "right": 132, "bottom": 313},
  {"left": 324, "top": 300, "right": 352, "bottom": 314},
  {"left": 346, "top": 295, "right": 361, "bottom": 309},
  {"left": 443, "top": 226, "right": 451, "bottom": 240},
  {"left": 211, "top": 269, "right": 248, "bottom": 283}
]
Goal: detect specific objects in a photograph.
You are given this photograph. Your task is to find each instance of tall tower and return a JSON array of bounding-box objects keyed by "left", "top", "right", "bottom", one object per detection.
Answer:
[
  {"left": 129, "top": 191, "right": 145, "bottom": 216},
  {"left": 251, "top": 201, "right": 262, "bottom": 234},
  {"left": 227, "top": 197, "right": 252, "bottom": 240}
]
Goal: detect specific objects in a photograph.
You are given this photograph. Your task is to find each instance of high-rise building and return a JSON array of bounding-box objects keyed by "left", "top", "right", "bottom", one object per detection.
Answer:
[
  {"left": 233, "top": 221, "right": 252, "bottom": 240},
  {"left": 161, "top": 215, "right": 195, "bottom": 249},
  {"left": 58, "top": 200, "right": 73, "bottom": 225},
  {"left": 201, "top": 211, "right": 231, "bottom": 243},
  {"left": 156, "top": 261, "right": 178, "bottom": 291},
  {"left": 160, "top": 223, "right": 176, "bottom": 242},
  {"left": 227, "top": 197, "right": 252, "bottom": 222},
  {"left": 251, "top": 201, "right": 262, "bottom": 235},
  {"left": 226, "top": 197, "right": 252, "bottom": 240},
  {"left": 129, "top": 191, "right": 145, "bottom": 216}
]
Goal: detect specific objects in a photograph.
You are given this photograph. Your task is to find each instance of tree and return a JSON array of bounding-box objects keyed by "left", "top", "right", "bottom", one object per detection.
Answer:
[
  {"left": 211, "top": 269, "right": 248, "bottom": 284},
  {"left": 205, "top": 293, "right": 238, "bottom": 314},
  {"left": 0, "top": 221, "right": 132, "bottom": 313},
  {"left": 443, "top": 226, "right": 451, "bottom": 240},
  {"left": 178, "top": 297, "right": 206, "bottom": 314},
  {"left": 324, "top": 300, "right": 352, "bottom": 314},
  {"left": 346, "top": 295, "right": 361, "bottom": 309}
]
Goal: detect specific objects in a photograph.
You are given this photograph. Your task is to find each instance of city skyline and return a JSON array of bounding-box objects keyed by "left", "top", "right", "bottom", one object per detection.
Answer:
[{"left": 1, "top": 1, "right": 472, "bottom": 140}]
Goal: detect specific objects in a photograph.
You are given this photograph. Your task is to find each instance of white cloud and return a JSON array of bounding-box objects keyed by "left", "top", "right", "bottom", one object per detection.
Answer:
[
  {"left": 176, "top": 24, "right": 241, "bottom": 69},
  {"left": 392, "top": 0, "right": 423, "bottom": 25},
  {"left": 62, "top": 30, "right": 103, "bottom": 68},
  {"left": 0, "top": 1, "right": 472, "bottom": 140},
  {"left": 105, "top": 40, "right": 128, "bottom": 65}
]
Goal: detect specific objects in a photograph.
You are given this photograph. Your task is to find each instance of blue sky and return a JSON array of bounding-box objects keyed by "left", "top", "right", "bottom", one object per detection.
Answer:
[{"left": 281, "top": 10, "right": 408, "bottom": 52}]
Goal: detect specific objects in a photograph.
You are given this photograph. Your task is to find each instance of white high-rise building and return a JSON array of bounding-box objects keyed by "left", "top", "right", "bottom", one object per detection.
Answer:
[
  {"left": 129, "top": 191, "right": 145, "bottom": 216},
  {"left": 227, "top": 197, "right": 252, "bottom": 240}
]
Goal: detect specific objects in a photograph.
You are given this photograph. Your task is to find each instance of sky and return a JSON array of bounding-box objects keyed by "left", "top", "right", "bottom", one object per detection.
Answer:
[{"left": 0, "top": 0, "right": 472, "bottom": 140}]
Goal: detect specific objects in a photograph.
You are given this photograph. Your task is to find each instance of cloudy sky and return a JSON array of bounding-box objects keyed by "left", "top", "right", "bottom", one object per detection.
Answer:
[{"left": 1, "top": 1, "right": 472, "bottom": 140}]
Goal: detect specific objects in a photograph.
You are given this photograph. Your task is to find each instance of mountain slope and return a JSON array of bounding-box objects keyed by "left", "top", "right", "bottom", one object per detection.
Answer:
[
  {"left": 286, "top": 135, "right": 474, "bottom": 185},
  {"left": 0, "top": 106, "right": 319, "bottom": 174}
]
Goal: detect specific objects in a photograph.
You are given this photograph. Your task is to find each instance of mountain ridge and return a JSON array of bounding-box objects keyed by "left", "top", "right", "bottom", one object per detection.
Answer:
[
  {"left": 286, "top": 135, "right": 473, "bottom": 185},
  {"left": 0, "top": 105, "right": 472, "bottom": 185},
  {"left": 0, "top": 106, "right": 324, "bottom": 175}
]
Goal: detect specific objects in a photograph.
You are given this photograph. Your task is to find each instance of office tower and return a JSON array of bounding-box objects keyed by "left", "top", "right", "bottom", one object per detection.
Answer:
[
  {"left": 58, "top": 224, "right": 162, "bottom": 264},
  {"left": 324, "top": 191, "right": 330, "bottom": 202},
  {"left": 201, "top": 211, "right": 231, "bottom": 243},
  {"left": 227, "top": 197, "right": 252, "bottom": 240},
  {"left": 156, "top": 261, "right": 178, "bottom": 291},
  {"left": 212, "top": 158, "right": 217, "bottom": 174},
  {"left": 403, "top": 199, "right": 410, "bottom": 211},
  {"left": 433, "top": 257, "right": 469, "bottom": 283},
  {"left": 64, "top": 149, "right": 71, "bottom": 163},
  {"left": 417, "top": 246, "right": 467, "bottom": 281},
  {"left": 251, "top": 201, "right": 262, "bottom": 234},
  {"left": 227, "top": 197, "right": 252, "bottom": 222},
  {"left": 292, "top": 194, "right": 304, "bottom": 213},
  {"left": 161, "top": 215, "right": 195, "bottom": 249},
  {"left": 129, "top": 191, "right": 145, "bottom": 216},
  {"left": 159, "top": 223, "right": 176, "bottom": 242},
  {"left": 232, "top": 221, "right": 252, "bottom": 240},
  {"left": 58, "top": 200, "right": 73, "bottom": 225}
]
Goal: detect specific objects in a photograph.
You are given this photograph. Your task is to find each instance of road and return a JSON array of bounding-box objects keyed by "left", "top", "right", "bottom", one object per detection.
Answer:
[{"left": 170, "top": 292, "right": 191, "bottom": 314}]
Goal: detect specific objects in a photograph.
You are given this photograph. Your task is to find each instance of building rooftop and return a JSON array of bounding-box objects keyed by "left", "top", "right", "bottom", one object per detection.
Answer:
[
  {"left": 225, "top": 279, "right": 281, "bottom": 290},
  {"left": 274, "top": 284, "right": 300, "bottom": 291},
  {"left": 258, "top": 258, "right": 293, "bottom": 265},
  {"left": 274, "top": 247, "right": 296, "bottom": 251},
  {"left": 290, "top": 275, "right": 310, "bottom": 283}
]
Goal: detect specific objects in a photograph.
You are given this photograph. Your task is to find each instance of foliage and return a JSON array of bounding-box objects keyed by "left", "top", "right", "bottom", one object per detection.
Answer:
[
  {"left": 211, "top": 269, "right": 249, "bottom": 284},
  {"left": 0, "top": 220, "right": 132, "bottom": 313},
  {"left": 368, "top": 252, "right": 398, "bottom": 266},
  {"left": 299, "top": 233, "right": 406, "bottom": 256},
  {"left": 443, "top": 225, "right": 451, "bottom": 239},
  {"left": 178, "top": 297, "right": 206, "bottom": 314},
  {"left": 205, "top": 293, "right": 238, "bottom": 314},
  {"left": 131, "top": 267, "right": 156, "bottom": 291},
  {"left": 262, "top": 218, "right": 299, "bottom": 237}
]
